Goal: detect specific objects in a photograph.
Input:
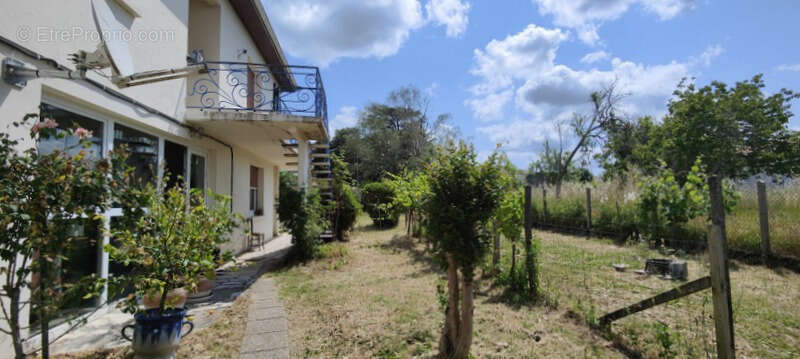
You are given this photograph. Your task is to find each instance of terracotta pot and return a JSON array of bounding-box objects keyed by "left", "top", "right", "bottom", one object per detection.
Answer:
[
  {"left": 188, "top": 277, "right": 214, "bottom": 299},
  {"left": 142, "top": 288, "right": 188, "bottom": 309}
]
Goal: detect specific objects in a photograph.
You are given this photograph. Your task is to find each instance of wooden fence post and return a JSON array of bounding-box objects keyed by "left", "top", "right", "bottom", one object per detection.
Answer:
[
  {"left": 585, "top": 187, "right": 592, "bottom": 238},
  {"left": 524, "top": 185, "right": 534, "bottom": 292},
  {"left": 756, "top": 181, "right": 771, "bottom": 264},
  {"left": 708, "top": 176, "right": 736, "bottom": 359},
  {"left": 525, "top": 185, "right": 532, "bottom": 244},
  {"left": 541, "top": 187, "right": 547, "bottom": 225}
]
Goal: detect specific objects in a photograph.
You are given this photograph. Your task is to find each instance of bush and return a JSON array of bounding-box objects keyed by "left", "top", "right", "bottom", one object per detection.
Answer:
[
  {"left": 333, "top": 183, "right": 360, "bottom": 240},
  {"left": 279, "top": 173, "right": 326, "bottom": 261},
  {"left": 361, "top": 181, "right": 400, "bottom": 227},
  {"left": 549, "top": 197, "right": 586, "bottom": 230},
  {"left": 331, "top": 154, "right": 361, "bottom": 240}
]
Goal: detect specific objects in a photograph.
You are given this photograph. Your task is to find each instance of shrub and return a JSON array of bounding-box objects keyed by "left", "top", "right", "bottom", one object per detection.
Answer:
[
  {"left": 0, "top": 115, "right": 123, "bottom": 357},
  {"left": 331, "top": 154, "right": 361, "bottom": 240},
  {"left": 279, "top": 174, "right": 327, "bottom": 261},
  {"left": 549, "top": 197, "right": 586, "bottom": 230},
  {"left": 333, "top": 183, "right": 360, "bottom": 239},
  {"left": 361, "top": 181, "right": 400, "bottom": 227},
  {"left": 107, "top": 183, "right": 241, "bottom": 314}
]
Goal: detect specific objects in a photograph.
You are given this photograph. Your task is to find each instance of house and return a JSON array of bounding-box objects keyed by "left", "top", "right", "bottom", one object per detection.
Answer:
[{"left": 0, "top": 0, "right": 329, "bottom": 354}]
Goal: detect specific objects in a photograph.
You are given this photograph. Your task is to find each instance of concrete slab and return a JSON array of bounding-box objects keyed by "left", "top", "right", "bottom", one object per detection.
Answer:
[
  {"left": 240, "top": 331, "right": 287, "bottom": 353},
  {"left": 240, "top": 347, "right": 289, "bottom": 359}
]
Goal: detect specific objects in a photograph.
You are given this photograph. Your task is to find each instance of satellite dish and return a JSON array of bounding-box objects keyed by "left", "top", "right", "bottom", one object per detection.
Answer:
[
  {"left": 91, "top": 0, "right": 135, "bottom": 77},
  {"left": 3, "top": 0, "right": 204, "bottom": 89}
]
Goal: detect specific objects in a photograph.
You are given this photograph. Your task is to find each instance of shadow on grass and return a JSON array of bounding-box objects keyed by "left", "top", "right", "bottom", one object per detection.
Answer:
[
  {"left": 379, "top": 234, "right": 443, "bottom": 278},
  {"left": 557, "top": 309, "right": 646, "bottom": 359}
]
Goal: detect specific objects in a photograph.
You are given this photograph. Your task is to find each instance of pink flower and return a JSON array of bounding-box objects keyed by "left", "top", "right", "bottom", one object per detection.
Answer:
[
  {"left": 72, "top": 127, "right": 92, "bottom": 139},
  {"left": 31, "top": 118, "right": 59, "bottom": 133},
  {"left": 42, "top": 118, "right": 58, "bottom": 129}
]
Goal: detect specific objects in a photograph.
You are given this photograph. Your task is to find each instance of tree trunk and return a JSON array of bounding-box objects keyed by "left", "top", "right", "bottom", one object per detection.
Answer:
[
  {"left": 511, "top": 242, "right": 517, "bottom": 278},
  {"left": 439, "top": 254, "right": 460, "bottom": 357},
  {"left": 454, "top": 271, "right": 474, "bottom": 358},
  {"left": 491, "top": 226, "right": 500, "bottom": 274},
  {"left": 9, "top": 288, "right": 25, "bottom": 358},
  {"left": 39, "top": 262, "right": 49, "bottom": 359},
  {"left": 555, "top": 180, "right": 562, "bottom": 199}
]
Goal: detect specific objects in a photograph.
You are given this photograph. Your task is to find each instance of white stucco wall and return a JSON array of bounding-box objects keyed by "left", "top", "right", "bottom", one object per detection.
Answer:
[{"left": 0, "top": 1, "right": 284, "bottom": 355}]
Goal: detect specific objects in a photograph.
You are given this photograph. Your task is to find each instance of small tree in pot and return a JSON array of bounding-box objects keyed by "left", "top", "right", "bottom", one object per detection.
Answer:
[{"left": 107, "top": 182, "right": 242, "bottom": 358}]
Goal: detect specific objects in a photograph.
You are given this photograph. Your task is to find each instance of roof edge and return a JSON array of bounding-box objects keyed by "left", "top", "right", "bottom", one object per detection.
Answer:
[{"left": 228, "top": 0, "right": 296, "bottom": 89}]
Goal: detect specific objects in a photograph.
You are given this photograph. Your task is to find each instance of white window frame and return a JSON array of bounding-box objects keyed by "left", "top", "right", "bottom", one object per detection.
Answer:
[{"left": 37, "top": 98, "right": 212, "bottom": 310}]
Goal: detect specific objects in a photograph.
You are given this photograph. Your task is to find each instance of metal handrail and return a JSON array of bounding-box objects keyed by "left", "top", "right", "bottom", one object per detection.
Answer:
[{"left": 187, "top": 61, "right": 328, "bottom": 133}]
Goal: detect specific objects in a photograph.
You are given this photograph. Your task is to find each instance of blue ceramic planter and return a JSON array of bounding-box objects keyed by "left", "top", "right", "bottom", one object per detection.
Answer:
[{"left": 122, "top": 308, "right": 194, "bottom": 359}]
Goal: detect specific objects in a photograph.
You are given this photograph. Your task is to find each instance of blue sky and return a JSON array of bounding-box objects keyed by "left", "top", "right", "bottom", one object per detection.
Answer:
[{"left": 263, "top": 0, "right": 800, "bottom": 168}]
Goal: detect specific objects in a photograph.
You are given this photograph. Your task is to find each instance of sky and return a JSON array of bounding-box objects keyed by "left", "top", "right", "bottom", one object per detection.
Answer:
[{"left": 262, "top": 0, "right": 800, "bottom": 168}]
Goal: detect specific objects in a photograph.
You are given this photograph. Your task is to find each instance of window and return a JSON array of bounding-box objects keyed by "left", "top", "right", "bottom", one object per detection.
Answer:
[
  {"left": 164, "top": 140, "right": 187, "bottom": 189},
  {"left": 39, "top": 103, "right": 104, "bottom": 159},
  {"left": 33, "top": 104, "right": 105, "bottom": 323},
  {"left": 250, "top": 166, "right": 263, "bottom": 216},
  {"left": 190, "top": 154, "right": 206, "bottom": 191},
  {"left": 114, "top": 124, "right": 158, "bottom": 186}
]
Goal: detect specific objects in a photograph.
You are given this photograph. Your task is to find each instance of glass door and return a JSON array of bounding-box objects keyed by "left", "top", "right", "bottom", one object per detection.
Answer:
[{"left": 189, "top": 153, "right": 206, "bottom": 204}]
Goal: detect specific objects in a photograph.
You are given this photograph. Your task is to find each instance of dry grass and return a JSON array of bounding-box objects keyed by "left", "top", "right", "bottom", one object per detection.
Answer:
[
  {"left": 552, "top": 179, "right": 800, "bottom": 258},
  {"left": 47, "top": 293, "right": 252, "bottom": 359},
  {"left": 534, "top": 231, "right": 800, "bottom": 358},
  {"left": 274, "top": 217, "right": 623, "bottom": 358},
  {"left": 274, "top": 215, "right": 800, "bottom": 358}
]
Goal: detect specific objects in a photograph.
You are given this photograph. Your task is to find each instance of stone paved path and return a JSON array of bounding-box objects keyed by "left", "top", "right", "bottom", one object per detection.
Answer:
[{"left": 239, "top": 277, "right": 289, "bottom": 358}]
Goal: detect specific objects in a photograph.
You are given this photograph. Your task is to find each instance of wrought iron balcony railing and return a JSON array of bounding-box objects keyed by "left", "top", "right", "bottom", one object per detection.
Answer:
[{"left": 187, "top": 61, "right": 328, "bottom": 134}]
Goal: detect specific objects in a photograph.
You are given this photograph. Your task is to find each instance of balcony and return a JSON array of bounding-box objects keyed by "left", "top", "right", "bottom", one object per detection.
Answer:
[{"left": 186, "top": 61, "right": 328, "bottom": 140}]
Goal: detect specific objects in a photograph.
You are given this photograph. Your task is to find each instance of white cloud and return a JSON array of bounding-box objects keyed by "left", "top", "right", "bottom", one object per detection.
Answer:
[
  {"left": 468, "top": 23, "right": 719, "bottom": 160},
  {"left": 470, "top": 25, "right": 568, "bottom": 95},
  {"left": 466, "top": 89, "right": 513, "bottom": 121},
  {"left": 531, "top": 0, "right": 695, "bottom": 45},
  {"left": 264, "top": 0, "right": 424, "bottom": 66},
  {"left": 580, "top": 50, "right": 611, "bottom": 64},
  {"left": 331, "top": 106, "right": 359, "bottom": 135},
  {"left": 695, "top": 44, "right": 724, "bottom": 67},
  {"left": 477, "top": 119, "right": 559, "bottom": 149},
  {"left": 426, "top": 0, "right": 471, "bottom": 37},
  {"left": 777, "top": 64, "right": 800, "bottom": 72}
]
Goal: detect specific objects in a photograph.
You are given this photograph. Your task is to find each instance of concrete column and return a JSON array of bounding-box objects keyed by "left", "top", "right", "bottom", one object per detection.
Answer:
[
  {"left": 273, "top": 166, "right": 279, "bottom": 236},
  {"left": 297, "top": 140, "right": 310, "bottom": 190}
]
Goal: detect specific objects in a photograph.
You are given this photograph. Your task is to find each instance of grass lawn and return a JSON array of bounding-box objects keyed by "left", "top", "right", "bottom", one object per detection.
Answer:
[{"left": 273, "top": 215, "right": 800, "bottom": 358}]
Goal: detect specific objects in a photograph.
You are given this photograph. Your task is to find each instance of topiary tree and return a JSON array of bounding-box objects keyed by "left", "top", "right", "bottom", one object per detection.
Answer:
[
  {"left": 426, "top": 142, "right": 503, "bottom": 358},
  {"left": 486, "top": 149, "right": 519, "bottom": 273},
  {"left": 361, "top": 181, "right": 400, "bottom": 228},
  {"left": 387, "top": 171, "right": 431, "bottom": 237}
]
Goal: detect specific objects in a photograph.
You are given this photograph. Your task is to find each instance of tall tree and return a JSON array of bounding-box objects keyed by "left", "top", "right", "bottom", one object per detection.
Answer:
[
  {"left": 530, "top": 83, "right": 623, "bottom": 197},
  {"left": 331, "top": 86, "right": 453, "bottom": 183},
  {"left": 648, "top": 75, "right": 800, "bottom": 181},
  {"left": 596, "top": 115, "right": 660, "bottom": 181}
]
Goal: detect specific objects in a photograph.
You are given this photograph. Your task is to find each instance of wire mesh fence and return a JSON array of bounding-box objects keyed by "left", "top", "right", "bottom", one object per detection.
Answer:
[{"left": 520, "top": 179, "right": 799, "bottom": 358}]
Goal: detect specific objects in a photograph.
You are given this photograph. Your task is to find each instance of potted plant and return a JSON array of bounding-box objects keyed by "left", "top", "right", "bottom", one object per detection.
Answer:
[{"left": 107, "top": 182, "right": 242, "bottom": 358}]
